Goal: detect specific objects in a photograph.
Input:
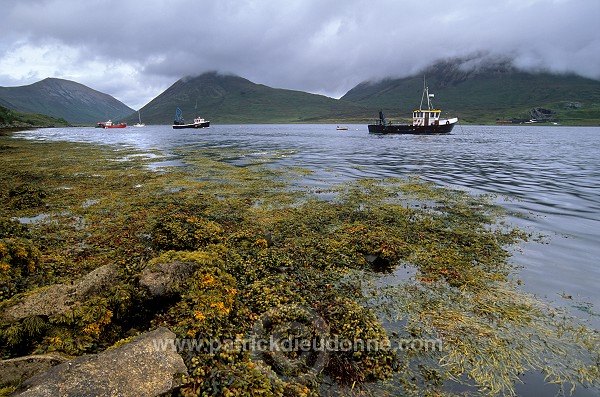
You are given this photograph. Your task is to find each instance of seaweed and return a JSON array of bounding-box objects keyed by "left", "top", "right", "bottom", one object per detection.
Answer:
[{"left": 0, "top": 133, "right": 598, "bottom": 396}]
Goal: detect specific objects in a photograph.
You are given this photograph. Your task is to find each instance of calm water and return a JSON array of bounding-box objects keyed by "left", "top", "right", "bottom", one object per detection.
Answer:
[{"left": 16, "top": 124, "right": 600, "bottom": 393}]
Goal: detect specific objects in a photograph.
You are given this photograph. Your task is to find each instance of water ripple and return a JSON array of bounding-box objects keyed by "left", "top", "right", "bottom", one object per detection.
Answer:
[{"left": 17, "top": 124, "right": 600, "bottom": 327}]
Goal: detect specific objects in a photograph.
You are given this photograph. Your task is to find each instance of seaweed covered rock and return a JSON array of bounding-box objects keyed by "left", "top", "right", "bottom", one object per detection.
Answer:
[
  {"left": 318, "top": 296, "right": 396, "bottom": 384},
  {"left": 1, "top": 264, "right": 121, "bottom": 323},
  {"left": 151, "top": 213, "right": 224, "bottom": 251},
  {"left": 0, "top": 264, "right": 129, "bottom": 357},
  {"left": 153, "top": 268, "right": 238, "bottom": 340},
  {"left": 10, "top": 327, "right": 187, "bottom": 397},
  {"left": 7, "top": 185, "right": 47, "bottom": 210},
  {"left": 0, "top": 238, "right": 40, "bottom": 301},
  {"left": 141, "top": 259, "right": 203, "bottom": 297},
  {"left": 139, "top": 250, "right": 221, "bottom": 298}
]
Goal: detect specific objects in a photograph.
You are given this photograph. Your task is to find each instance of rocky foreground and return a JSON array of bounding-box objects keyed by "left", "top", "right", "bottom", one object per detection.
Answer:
[{"left": 1, "top": 132, "right": 598, "bottom": 396}]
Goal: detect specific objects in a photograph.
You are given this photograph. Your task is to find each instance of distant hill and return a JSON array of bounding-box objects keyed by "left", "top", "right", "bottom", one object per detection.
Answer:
[
  {"left": 2, "top": 63, "right": 599, "bottom": 126},
  {"left": 129, "top": 72, "right": 372, "bottom": 125},
  {"left": 0, "top": 105, "right": 69, "bottom": 129},
  {"left": 0, "top": 78, "right": 134, "bottom": 125},
  {"left": 342, "top": 59, "right": 600, "bottom": 125}
]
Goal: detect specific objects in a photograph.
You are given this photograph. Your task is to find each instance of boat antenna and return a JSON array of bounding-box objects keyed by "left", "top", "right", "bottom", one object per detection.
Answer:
[{"left": 428, "top": 89, "right": 434, "bottom": 110}]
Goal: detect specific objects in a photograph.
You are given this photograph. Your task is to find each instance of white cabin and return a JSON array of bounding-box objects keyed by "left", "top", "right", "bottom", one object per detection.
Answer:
[
  {"left": 413, "top": 109, "right": 442, "bottom": 126},
  {"left": 412, "top": 86, "right": 458, "bottom": 127}
]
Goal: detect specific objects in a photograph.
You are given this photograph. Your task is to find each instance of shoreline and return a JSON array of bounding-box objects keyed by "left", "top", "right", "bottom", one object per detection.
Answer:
[{"left": 1, "top": 132, "right": 599, "bottom": 396}]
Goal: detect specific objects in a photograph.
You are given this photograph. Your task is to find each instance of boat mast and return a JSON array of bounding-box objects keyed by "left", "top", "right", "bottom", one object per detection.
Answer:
[
  {"left": 419, "top": 76, "right": 434, "bottom": 111},
  {"left": 419, "top": 76, "right": 426, "bottom": 110}
]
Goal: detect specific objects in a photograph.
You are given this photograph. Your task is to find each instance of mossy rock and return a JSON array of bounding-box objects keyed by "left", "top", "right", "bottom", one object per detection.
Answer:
[
  {"left": 151, "top": 213, "right": 224, "bottom": 251},
  {"left": 7, "top": 185, "right": 47, "bottom": 210},
  {"left": 10, "top": 327, "right": 187, "bottom": 397}
]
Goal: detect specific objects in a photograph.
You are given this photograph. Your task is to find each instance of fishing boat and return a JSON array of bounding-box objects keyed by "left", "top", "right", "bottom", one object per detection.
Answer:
[
  {"left": 96, "top": 120, "right": 127, "bottom": 129},
  {"left": 172, "top": 107, "right": 210, "bottom": 129},
  {"left": 368, "top": 80, "right": 458, "bottom": 134},
  {"left": 133, "top": 111, "right": 145, "bottom": 127}
]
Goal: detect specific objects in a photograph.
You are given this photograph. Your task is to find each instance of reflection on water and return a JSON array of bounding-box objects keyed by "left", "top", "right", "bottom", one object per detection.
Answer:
[
  {"left": 17, "top": 125, "right": 600, "bottom": 329},
  {"left": 16, "top": 124, "right": 600, "bottom": 396}
]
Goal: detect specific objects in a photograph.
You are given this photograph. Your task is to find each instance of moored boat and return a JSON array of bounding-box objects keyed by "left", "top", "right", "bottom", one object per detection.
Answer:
[
  {"left": 368, "top": 80, "right": 458, "bottom": 134},
  {"left": 96, "top": 120, "right": 127, "bottom": 129},
  {"left": 336, "top": 126, "right": 349, "bottom": 130},
  {"left": 133, "top": 111, "right": 145, "bottom": 127},
  {"left": 172, "top": 107, "right": 210, "bottom": 129}
]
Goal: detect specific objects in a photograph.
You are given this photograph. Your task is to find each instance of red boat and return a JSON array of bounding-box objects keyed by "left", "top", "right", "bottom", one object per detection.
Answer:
[{"left": 96, "top": 120, "right": 127, "bottom": 128}]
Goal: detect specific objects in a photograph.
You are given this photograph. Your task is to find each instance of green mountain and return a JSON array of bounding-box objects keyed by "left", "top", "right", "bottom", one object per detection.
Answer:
[
  {"left": 0, "top": 105, "right": 69, "bottom": 129},
  {"left": 129, "top": 72, "right": 372, "bottom": 125},
  {"left": 3, "top": 62, "right": 600, "bottom": 126},
  {"left": 0, "top": 78, "right": 134, "bottom": 125},
  {"left": 342, "top": 60, "right": 600, "bottom": 125}
]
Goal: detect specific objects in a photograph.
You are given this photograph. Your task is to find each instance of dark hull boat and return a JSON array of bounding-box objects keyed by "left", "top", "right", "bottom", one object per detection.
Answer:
[
  {"left": 172, "top": 107, "right": 210, "bottom": 129},
  {"left": 172, "top": 119, "right": 210, "bottom": 129},
  {"left": 368, "top": 114, "right": 456, "bottom": 134},
  {"left": 368, "top": 80, "right": 458, "bottom": 134}
]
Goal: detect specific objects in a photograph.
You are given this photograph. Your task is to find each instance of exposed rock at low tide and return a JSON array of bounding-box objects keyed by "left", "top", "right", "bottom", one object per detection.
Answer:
[
  {"left": 10, "top": 327, "right": 187, "bottom": 397},
  {"left": 1, "top": 264, "right": 121, "bottom": 323},
  {"left": 0, "top": 354, "right": 68, "bottom": 387},
  {"left": 140, "top": 260, "right": 201, "bottom": 297}
]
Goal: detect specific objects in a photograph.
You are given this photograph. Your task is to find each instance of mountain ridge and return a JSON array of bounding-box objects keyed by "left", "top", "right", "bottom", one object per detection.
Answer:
[
  {"left": 1, "top": 59, "right": 600, "bottom": 125},
  {"left": 128, "top": 72, "right": 372, "bottom": 125},
  {"left": 0, "top": 78, "right": 134, "bottom": 125},
  {"left": 342, "top": 59, "right": 600, "bottom": 124}
]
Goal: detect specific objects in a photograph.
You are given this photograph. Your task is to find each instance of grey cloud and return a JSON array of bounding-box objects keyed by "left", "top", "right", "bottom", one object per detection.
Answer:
[{"left": 1, "top": 0, "right": 599, "bottom": 108}]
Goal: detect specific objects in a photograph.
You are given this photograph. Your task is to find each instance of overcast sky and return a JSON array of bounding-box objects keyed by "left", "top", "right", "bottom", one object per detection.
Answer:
[{"left": 1, "top": 0, "right": 599, "bottom": 109}]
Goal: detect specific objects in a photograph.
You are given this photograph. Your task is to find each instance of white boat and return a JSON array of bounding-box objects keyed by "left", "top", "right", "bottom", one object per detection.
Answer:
[{"left": 133, "top": 111, "right": 145, "bottom": 127}]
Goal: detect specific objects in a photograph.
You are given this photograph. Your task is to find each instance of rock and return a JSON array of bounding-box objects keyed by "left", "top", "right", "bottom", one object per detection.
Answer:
[
  {"left": 10, "top": 327, "right": 188, "bottom": 397},
  {"left": 139, "top": 260, "right": 200, "bottom": 297},
  {"left": 529, "top": 107, "right": 556, "bottom": 121},
  {"left": 0, "top": 354, "right": 68, "bottom": 387},
  {"left": 2, "top": 265, "right": 121, "bottom": 323},
  {"left": 363, "top": 254, "right": 391, "bottom": 272},
  {"left": 560, "top": 101, "right": 582, "bottom": 109},
  {"left": 264, "top": 230, "right": 273, "bottom": 247}
]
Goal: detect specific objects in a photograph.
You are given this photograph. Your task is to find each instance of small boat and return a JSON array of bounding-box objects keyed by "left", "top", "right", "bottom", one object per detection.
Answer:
[
  {"left": 133, "top": 111, "right": 145, "bottom": 127},
  {"left": 336, "top": 126, "right": 349, "bottom": 130},
  {"left": 96, "top": 120, "right": 127, "bottom": 129},
  {"left": 172, "top": 107, "right": 210, "bottom": 129},
  {"left": 368, "top": 79, "right": 458, "bottom": 134}
]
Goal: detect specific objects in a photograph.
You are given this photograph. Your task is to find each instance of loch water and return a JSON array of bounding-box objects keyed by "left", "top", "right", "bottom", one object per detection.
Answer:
[{"left": 17, "top": 124, "right": 600, "bottom": 394}]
